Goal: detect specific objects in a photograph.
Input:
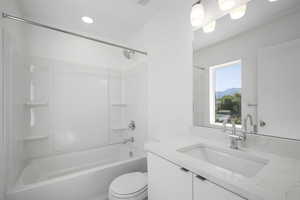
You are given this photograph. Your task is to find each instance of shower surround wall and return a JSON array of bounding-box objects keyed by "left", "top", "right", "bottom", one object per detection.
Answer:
[
  {"left": 4, "top": 27, "right": 29, "bottom": 190},
  {"left": 23, "top": 57, "right": 144, "bottom": 158},
  {"left": 23, "top": 58, "right": 148, "bottom": 159},
  {"left": 21, "top": 25, "right": 148, "bottom": 159},
  {"left": 24, "top": 57, "right": 111, "bottom": 157},
  {"left": 1, "top": 0, "right": 29, "bottom": 196}
]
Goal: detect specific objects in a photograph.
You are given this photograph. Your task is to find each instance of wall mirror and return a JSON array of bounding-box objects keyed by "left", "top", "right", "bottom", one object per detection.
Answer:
[{"left": 193, "top": 0, "right": 300, "bottom": 140}]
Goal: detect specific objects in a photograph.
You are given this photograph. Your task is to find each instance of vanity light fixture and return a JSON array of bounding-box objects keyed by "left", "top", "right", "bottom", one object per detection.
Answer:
[
  {"left": 268, "top": 0, "right": 279, "bottom": 2},
  {"left": 218, "top": 0, "right": 236, "bottom": 11},
  {"left": 81, "top": 16, "right": 94, "bottom": 24},
  {"left": 203, "top": 20, "right": 216, "bottom": 33},
  {"left": 191, "top": 0, "right": 205, "bottom": 27},
  {"left": 230, "top": 4, "right": 247, "bottom": 20}
]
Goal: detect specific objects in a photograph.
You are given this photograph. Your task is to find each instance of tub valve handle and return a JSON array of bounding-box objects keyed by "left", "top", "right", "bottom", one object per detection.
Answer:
[{"left": 128, "top": 120, "right": 136, "bottom": 131}]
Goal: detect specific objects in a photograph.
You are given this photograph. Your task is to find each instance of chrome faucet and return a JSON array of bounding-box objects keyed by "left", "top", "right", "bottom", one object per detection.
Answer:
[{"left": 223, "top": 118, "right": 245, "bottom": 150}]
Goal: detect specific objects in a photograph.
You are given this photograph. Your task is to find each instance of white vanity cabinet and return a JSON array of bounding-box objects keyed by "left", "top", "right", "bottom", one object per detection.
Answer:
[
  {"left": 147, "top": 153, "right": 193, "bottom": 200},
  {"left": 147, "top": 153, "right": 247, "bottom": 200},
  {"left": 193, "top": 174, "right": 246, "bottom": 200}
]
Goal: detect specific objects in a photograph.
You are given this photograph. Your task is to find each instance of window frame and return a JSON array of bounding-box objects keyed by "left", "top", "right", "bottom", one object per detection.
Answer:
[{"left": 209, "top": 60, "right": 242, "bottom": 127}]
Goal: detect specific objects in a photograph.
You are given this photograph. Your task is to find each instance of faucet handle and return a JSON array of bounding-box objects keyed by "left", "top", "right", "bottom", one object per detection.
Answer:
[{"left": 128, "top": 120, "right": 136, "bottom": 131}]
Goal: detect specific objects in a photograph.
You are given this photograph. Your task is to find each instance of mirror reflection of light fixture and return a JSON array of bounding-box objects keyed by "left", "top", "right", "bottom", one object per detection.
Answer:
[
  {"left": 218, "top": 0, "right": 236, "bottom": 11},
  {"left": 230, "top": 4, "right": 247, "bottom": 20},
  {"left": 191, "top": 0, "right": 205, "bottom": 27},
  {"left": 203, "top": 20, "right": 216, "bottom": 33}
]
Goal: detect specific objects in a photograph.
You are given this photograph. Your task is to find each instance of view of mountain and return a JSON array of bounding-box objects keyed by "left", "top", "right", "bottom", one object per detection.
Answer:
[{"left": 216, "top": 88, "right": 241, "bottom": 99}]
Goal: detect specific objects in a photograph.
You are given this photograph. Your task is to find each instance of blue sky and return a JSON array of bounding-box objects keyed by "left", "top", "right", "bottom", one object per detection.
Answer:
[{"left": 215, "top": 63, "right": 241, "bottom": 92}]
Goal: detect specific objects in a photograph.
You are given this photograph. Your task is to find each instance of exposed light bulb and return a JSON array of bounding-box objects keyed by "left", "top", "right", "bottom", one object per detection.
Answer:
[
  {"left": 191, "top": 2, "right": 205, "bottom": 27},
  {"left": 230, "top": 4, "right": 247, "bottom": 20},
  {"left": 218, "top": 0, "right": 236, "bottom": 11},
  {"left": 203, "top": 20, "right": 216, "bottom": 33},
  {"left": 81, "top": 16, "right": 94, "bottom": 24}
]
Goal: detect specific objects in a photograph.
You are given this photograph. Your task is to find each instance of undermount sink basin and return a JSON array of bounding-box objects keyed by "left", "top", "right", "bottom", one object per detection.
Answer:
[{"left": 177, "top": 144, "right": 269, "bottom": 178}]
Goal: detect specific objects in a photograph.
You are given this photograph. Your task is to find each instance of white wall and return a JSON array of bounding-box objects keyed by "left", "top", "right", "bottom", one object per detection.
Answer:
[
  {"left": 24, "top": 26, "right": 129, "bottom": 70},
  {"left": 193, "top": 9, "right": 300, "bottom": 130},
  {"left": 1, "top": 0, "right": 27, "bottom": 198},
  {"left": 124, "top": 62, "right": 148, "bottom": 150},
  {"left": 257, "top": 39, "right": 300, "bottom": 139},
  {"left": 0, "top": 2, "right": 5, "bottom": 198},
  {"left": 130, "top": 0, "right": 194, "bottom": 140},
  {"left": 193, "top": 67, "right": 205, "bottom": 126}
]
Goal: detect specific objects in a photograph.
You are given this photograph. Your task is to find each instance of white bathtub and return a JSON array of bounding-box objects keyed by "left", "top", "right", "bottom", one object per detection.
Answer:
[{"left": 7, "top": 144, "right": 147, "bottom": 200}]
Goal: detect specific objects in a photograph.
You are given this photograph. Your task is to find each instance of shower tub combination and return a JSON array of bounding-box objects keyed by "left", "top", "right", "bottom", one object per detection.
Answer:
[
  {"left": 7, "top": 144, "right": 147, "bottom": 200},
  {"left": 3, "top": 11, "right": 148, "bottom": 200}
]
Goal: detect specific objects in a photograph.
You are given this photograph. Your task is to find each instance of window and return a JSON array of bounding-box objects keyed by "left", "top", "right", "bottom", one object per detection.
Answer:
[{"left": 209, "top": 60, "right": 242, "bottom": 126}]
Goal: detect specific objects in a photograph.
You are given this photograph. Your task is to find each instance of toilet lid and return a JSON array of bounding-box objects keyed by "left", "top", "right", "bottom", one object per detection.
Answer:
[{"left": 110, "top": 172, "right": 147, "bottom": 195}]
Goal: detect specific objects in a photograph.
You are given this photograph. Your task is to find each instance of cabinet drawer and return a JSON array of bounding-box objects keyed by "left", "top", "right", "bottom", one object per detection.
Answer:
[{"left": 193, "top": 174, "right": 246, "bottom": 200}]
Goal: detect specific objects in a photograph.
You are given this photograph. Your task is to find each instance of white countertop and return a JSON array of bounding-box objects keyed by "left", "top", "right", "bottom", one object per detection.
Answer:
[{"left": 145, "top": 134, "right": 300, "bottom": 200}]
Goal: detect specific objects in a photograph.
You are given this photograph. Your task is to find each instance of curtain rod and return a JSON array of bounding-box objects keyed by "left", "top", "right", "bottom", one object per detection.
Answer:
[{"left": 2, "top": 13, "right": 148, "bottom": 56}]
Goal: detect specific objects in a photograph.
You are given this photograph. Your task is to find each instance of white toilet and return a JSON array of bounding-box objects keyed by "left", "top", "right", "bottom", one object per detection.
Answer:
[{"left": 109, "top": 172, "right": 148, "bottom": 200}]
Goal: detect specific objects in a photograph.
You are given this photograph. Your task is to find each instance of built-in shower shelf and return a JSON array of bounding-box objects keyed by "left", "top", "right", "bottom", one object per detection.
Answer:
[
  {"left": 111, "top": 128, "right": 129, "bottom": 131},
  {"left": 25, "top": 101, "right": 48, "bottom": 108},
  {"left": 111, "top": 104, "right": 127, "bottom": 108},
  {"left": 23, "top": 135, "right": 49, "bottom": 141}
]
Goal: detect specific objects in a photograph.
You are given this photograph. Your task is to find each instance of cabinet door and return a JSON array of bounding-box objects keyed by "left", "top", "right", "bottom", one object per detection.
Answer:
[
  {"left": 147, "top": 153, "right": 193, "bottom": 200},
  {"left": 193, "top": 174, "right": 246, "bottom": 200}
]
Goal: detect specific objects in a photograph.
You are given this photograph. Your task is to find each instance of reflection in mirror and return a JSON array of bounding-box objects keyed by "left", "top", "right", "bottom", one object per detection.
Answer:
[
  {"left": 193, "top": 0, "right": 300, "bottom": 140},
  {"left": 209, "top": 60, "right": 241, "bottom": 126}
]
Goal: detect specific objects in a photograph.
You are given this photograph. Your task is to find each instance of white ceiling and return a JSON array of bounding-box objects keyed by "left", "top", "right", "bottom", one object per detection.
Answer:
[
  {"left": 12, "top": 0, "right": 300, "bottom": 50},
  {"left": 17, "top": 0, "right": 171, "bottom": 42},
  {"left": 193, "top": 0, "right": 300, "bottom": 50}
]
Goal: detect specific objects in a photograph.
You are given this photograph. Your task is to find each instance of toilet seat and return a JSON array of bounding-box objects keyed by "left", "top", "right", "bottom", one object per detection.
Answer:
[{"left": 109, "top": 172, "right": 148, "bottom": 200}]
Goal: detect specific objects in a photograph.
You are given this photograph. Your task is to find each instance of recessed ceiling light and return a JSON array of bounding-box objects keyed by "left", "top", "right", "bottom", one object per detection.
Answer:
[{"left": 81, "top": 16, "right": 94, "bottom": 24}]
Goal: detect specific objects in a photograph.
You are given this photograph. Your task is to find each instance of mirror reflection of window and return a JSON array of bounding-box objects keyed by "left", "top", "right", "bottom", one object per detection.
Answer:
[{"left": 209, "top": 60, "right": 242, "bottom": 126}]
